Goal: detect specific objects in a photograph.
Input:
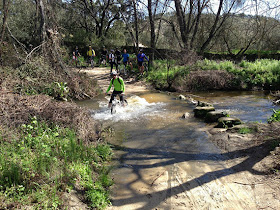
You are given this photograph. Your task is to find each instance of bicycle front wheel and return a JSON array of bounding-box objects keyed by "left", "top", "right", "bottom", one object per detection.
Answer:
[{"left": 111, "top": 104, "right": 116, "bottom": 114}]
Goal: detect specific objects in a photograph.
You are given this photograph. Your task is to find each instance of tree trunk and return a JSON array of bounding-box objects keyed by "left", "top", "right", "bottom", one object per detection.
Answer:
[
  {"left": 148, "top": 0, "right": 155, "bottom": 66},
  {"left": 132, "top": 0, "right": 139, "bottom": 52},
  {"left": 200, "top": 0, "right": 224, "bottom": 52},
  {"left": 0, "top": 0, "right": 10, "bottom": 65},
  {"left": 1, "top": 0, "right": 10, "bottom": 44},
  {"left": 174, "top": 0, "right": 188, "bottom": 49}
]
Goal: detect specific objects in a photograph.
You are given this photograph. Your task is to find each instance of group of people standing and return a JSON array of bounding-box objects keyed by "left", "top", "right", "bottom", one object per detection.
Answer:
[
  {"left": 104, "top": 48, "right": 149, "bottom": 109},
  {"left": 73, "top": 46, "right": 149, "bottom": 76},
  {"left": 105, "top": 47, "right": 133, "bottom": 74}
]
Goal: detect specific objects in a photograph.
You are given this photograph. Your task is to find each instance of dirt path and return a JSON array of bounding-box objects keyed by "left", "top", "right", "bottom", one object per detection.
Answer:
[
  {"left": 78, "top": 67, "right": 149, "bottom": 95},
  {"left": 81, "top": 67, "right": 280, "bottom": 210}
]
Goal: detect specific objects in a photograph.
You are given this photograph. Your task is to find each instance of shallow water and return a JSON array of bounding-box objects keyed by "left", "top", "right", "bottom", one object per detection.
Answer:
[{"left": 76, "top": 91, "right": 279, "bottom": 209}]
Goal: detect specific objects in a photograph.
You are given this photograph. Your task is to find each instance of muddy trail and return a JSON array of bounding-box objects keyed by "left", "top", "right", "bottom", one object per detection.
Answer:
[{"left": 79, "top": 67, "right": 280, "bottom": 210}]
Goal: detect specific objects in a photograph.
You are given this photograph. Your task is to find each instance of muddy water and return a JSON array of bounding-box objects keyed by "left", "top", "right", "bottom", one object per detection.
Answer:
[{"left": 77, "top": 91, "right": 277, "bottom": 209}]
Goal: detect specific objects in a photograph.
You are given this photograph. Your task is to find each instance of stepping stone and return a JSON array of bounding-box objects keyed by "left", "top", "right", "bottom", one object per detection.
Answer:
[
  {"left": 205, "top": 111, "right": 228, "bottom": 123},
  {"left": 216, "top": 117, "right": 242, "bottom": 128},
  {"left": 194, "top": 106, "right": 215, "bottom": 118}
]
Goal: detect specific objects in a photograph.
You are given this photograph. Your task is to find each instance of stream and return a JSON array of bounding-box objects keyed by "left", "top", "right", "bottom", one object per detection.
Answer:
[{"left": 77, "top": 91, "right": 277, "bottom": 209}]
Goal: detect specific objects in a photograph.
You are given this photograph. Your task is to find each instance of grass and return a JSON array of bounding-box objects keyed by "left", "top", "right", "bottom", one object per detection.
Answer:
[
  {"left": 146, "top": 60, "right": 190, "bottom": 89},
  {"left": 145, "top": 58, "right": 280, "bottom": 91},
  {"left": 0, "top": 117, "right": 113, "bottom": 209},
  {"left": 268, "top": 109, "right": 280, "bottom": 123},
  {"left": 206, "top": 50, "right": 280, "bottom": 55},
  {"left": 238, "top": 127, "right": 253, "bottom": 134}
]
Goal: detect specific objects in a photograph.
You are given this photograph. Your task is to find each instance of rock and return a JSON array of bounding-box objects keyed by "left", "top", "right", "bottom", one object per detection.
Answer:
[
  {"left": 205, "top": 111, "right": 227, "bottom": 123},
  {"left": 193, "top": 106, "right": 215, "bottom": 118},
  {"left": 197, "top": 101, "right": 213, "bottom": 107},
  {"left": 182, "top": 112, "right": 190, "bottom": 118},
  {"left": 186, "top": 96, "right": 197, "bottom": 105},
  {"left": 178, "top": 94, "right": 186, "bottom": 100},
  {"left": 216, "top": 117, "right": 242, "bottom": 128},
  {"left": 208, "top": 128, "right": 228, "bottom": 135}
]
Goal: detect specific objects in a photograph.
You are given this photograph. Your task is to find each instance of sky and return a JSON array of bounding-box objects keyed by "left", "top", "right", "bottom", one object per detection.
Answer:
[{"left": 210, "top": 0, "right": 280, "bottom": 18}]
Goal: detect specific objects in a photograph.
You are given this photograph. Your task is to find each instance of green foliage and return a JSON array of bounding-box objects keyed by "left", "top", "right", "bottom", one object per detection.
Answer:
[
  {"left": 0, "top": 117, "right": 113, "bottom": 209},
  {"left": 268, "top": 109, "right": 280, "bottom": 123},
  {"left": 195, "top": 59, "right": 280, "bottom": 90},
  {"left": 238, "top": 127, "right": 253, "bottom": 134},
  {"left": 146, "top": 60, "right": 190, "bottom": 89},
  {"left": 43, "top": 82, "right": 69, "bottom": 101}
]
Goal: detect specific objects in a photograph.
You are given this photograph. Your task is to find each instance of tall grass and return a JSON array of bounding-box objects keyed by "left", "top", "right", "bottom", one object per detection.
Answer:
[
  {"left": 0, "top": 117, "right": 113, "bottom": 209},
  {"left": 146, "top": 60, "right": 189, "bottom": 89},
  {"left": 146, "top": 59, "right": 280, "bottom": 90}
]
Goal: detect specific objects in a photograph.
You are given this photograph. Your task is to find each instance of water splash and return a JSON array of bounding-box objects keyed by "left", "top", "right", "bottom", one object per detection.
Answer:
[{"left": 92, "top": 95, "right": 166, "bottom": 122}]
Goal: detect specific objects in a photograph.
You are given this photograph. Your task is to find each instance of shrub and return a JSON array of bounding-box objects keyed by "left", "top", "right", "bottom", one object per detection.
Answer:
[
  {"left": 268, "top": 109, "right": 280, "bottom": 123},
  {"left": 0, "top": 118, "right": 113, "bottom": 209}
]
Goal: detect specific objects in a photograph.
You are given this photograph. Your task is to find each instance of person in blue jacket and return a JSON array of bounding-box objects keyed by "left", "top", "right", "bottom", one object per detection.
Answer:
[{"left": 137, "top": 49, "right": 149, "bottom": 75}]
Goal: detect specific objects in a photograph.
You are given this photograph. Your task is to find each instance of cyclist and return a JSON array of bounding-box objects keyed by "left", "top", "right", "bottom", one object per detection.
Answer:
[
  {"left": 137, "top": 49, "right": 149, "bottom": 75},
  {"left": 87, "top": 45, "right": 96, "bottom": 68},
  {"left": 100, "top": 46, "right": 108, "bottom": 66},
  {"left": 105, "top": 70, "right": 125, "bottom": 108}
]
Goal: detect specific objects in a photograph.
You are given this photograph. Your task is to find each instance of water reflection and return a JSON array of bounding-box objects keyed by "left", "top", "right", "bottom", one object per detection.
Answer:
[{"left": 192, "top": 91, "right": 276, "bottom": 122}]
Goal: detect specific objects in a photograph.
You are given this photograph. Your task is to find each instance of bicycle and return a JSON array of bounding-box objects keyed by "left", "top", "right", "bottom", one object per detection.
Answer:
[
  {"left": 143, "top": 61, "right": 149, "bottom": 75},
  {"left": 109, "top": 93, "right": 128, "bottom": 114}
]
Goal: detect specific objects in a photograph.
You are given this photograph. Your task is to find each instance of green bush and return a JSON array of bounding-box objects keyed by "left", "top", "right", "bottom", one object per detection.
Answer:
[
  {"left": 0, "top": 117, "right": 113, "bottom": 209},
  {"left": 268, "top": 109, "right": 280, "bottom": 123}
]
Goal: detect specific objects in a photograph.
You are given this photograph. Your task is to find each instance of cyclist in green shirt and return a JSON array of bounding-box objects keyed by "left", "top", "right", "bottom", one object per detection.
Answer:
[{"left": 105, "top": 70, "right": 125, "bottom": 108}]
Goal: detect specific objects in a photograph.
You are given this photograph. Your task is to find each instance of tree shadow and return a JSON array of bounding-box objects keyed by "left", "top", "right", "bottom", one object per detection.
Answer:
[{"left": 109, "top": 139, "right": 273, "bottom": 209}]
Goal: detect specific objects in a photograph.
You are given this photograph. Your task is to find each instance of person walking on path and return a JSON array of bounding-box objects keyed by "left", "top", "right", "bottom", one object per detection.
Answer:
[
  {"left": 108, "top": 49, "right": 117, "bottom": 73},
  {"left": 122, "top": 49, "right": 132, "bottom": 74},
  {"left": 115, "top": 48, "right": 122, "bottom": 72}
]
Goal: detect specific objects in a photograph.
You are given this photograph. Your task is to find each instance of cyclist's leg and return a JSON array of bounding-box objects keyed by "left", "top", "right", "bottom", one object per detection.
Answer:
[
  {"left": 108, "top": 94, "right": 116, "bottom": 108},
  {"left": 118, "top": 92, "right": 127, "bottom": 106}
]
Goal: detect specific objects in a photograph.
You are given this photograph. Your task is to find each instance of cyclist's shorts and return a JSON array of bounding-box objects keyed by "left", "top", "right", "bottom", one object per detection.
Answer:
[
  {"left": 109, "top": 91, "right": 124, "bottom": 103},
  {"left": 123, "top": 61, "right": 128, "bottom": 66},
  {"left": 138, "top": 61, "right": 143, "bottom": 67}
]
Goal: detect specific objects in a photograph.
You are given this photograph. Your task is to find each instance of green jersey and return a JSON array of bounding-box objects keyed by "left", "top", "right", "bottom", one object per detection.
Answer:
[{"left": 106, "top": 77, "right": 125, "bottom": 92}]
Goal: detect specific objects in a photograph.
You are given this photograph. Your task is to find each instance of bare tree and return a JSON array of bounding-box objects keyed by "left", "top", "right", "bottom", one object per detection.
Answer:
[
  {"left": 35, "top": 0, "right": 64, "bottom": 70},
  {"left": 173, "top": 0, "right": 241, "bottom": 53},
  {"left": 77, "top": 0, "right": 121, "bottom": 39}
]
